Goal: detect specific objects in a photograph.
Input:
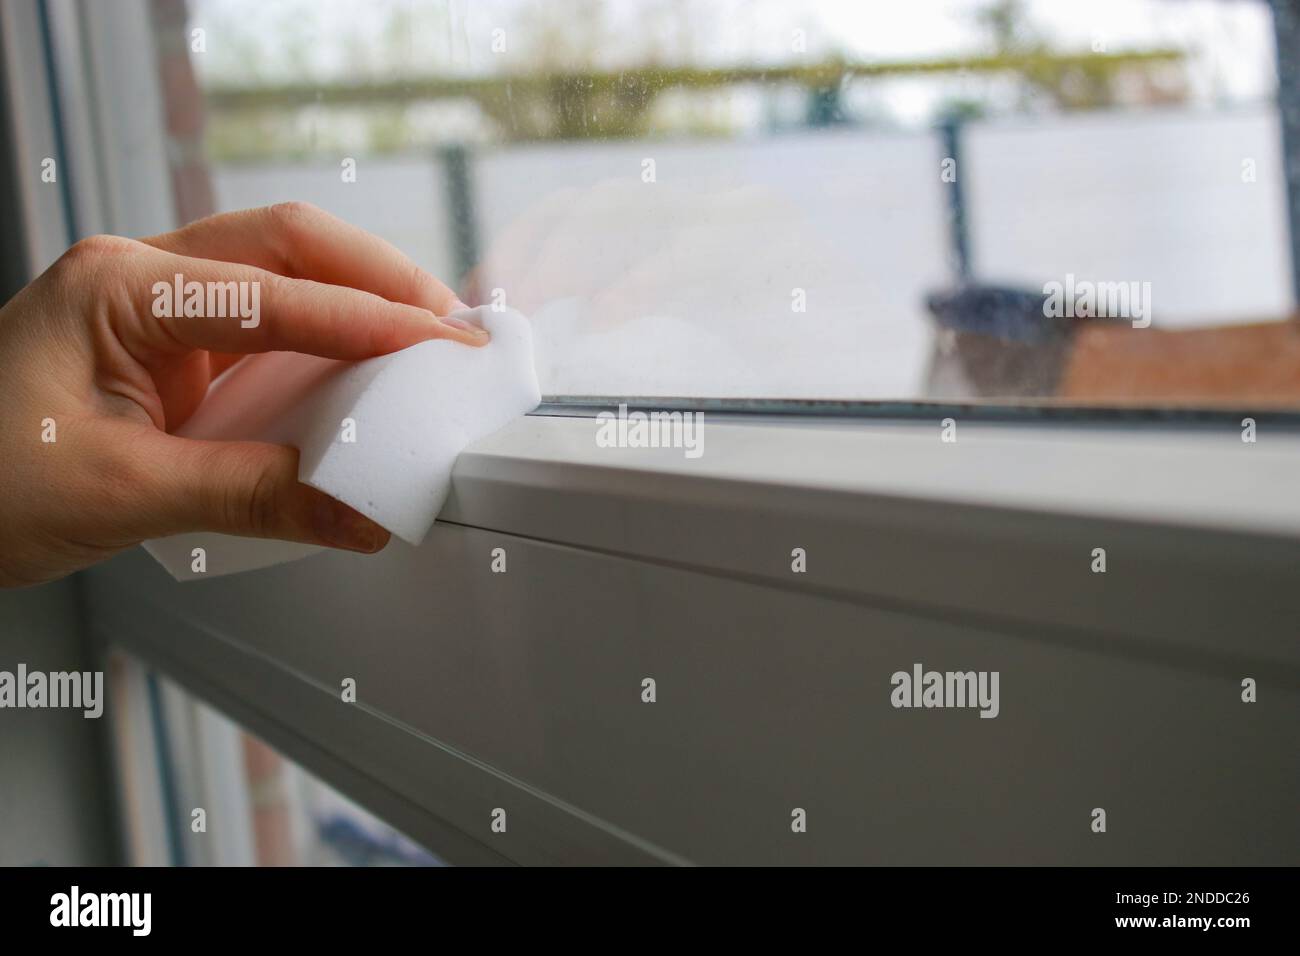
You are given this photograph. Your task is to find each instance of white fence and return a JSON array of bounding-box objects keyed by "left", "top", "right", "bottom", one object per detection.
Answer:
[{"left": 213, "top": 105, "right": 1293, "bottom": 399}]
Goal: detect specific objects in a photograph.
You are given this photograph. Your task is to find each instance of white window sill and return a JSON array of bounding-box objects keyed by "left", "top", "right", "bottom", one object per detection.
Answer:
[{"left": 83, "top": 412, "right": 1300, "bottom": 864}]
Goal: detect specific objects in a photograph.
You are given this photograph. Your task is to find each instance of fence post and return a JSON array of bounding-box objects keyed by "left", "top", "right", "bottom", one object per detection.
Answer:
[
  {"left": 439, "top": 143, "right": 480, "bottom": 292},
  {"left": 938, "top": 117, "right": 972, "bottom": 282}
]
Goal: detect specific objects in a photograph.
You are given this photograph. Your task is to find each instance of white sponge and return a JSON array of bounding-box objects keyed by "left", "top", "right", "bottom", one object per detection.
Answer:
[{"left": 143, "top": 306, "right": 540, "bottom": 580}]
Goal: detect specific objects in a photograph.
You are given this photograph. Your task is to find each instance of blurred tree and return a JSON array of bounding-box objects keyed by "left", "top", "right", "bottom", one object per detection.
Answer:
[
  {"left": 972, "top": 0, "right": 1187, "bottom": 111},
  {"left": 194, "top": 0, "right": 1189, "bottom": 159}
]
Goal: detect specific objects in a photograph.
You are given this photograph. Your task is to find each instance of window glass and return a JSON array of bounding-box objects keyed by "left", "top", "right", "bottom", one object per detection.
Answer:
[
  {"left": 167, "top": 0, "right": 1294, "bottom": 407},
  {"left": 124, "top": 666, "right": 445, "bottom": 866}
]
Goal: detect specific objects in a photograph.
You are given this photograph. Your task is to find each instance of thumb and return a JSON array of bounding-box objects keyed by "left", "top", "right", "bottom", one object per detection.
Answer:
[{"left": 140, "top": 434, "right": 390, "bottom": 553}]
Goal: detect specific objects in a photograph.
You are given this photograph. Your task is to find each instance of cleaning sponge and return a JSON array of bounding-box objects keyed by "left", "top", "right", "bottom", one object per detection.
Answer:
[{"left": 143, "top": 305, "right": 541, "bottom": 580}]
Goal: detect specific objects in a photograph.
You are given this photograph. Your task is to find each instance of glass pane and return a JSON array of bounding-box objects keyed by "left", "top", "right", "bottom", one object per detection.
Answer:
[
  {"left": 165, "top": 0, "right": 1296, "bottom": 408},
  {"left": 143, "top": 669, "right": 445, "bottom": 867}
]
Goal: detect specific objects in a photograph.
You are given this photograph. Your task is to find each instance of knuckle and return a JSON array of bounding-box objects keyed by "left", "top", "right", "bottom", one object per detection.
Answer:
[
  {"left": 405, "top": 260, "right": 439, "bottom": 304},
  {"left": 236, "top": 464, "right": 283, "bottom": 538},
  {"left": 355, "top": 294, "right": 403, "bottom": 352},
  {"left": 259, "top": 270, "right": 292, "bottom": 306},
  {"left": 267, "top": 201, "right": 323, "bottom": 238},
  {"left": 265, "top": 201, "right": 326, "bottom": 276},
  {"left": 256, "top": 272, "right": 298, "bottom": 342},
  {"left": 404, "top": 259, "right": 426, "bottom": 291},
  {"left": 59, "top": 234, "right": 137, "bottom": 272}
]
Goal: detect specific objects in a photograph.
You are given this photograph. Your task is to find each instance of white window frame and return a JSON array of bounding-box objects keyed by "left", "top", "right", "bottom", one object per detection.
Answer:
[{"left": 9, "top": 0, "right": 1299, "bottom": 866}]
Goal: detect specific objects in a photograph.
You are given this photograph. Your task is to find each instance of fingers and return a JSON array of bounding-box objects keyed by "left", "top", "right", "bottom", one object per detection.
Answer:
[
  {"left": 116, "top": 244, "right": 487, "bottom": 361},
  {"left": 141, "top": 202, "right": 468, "bottom": 317},
  {"left": 135, "top": 432, "right": 389, "bottom": 552}
]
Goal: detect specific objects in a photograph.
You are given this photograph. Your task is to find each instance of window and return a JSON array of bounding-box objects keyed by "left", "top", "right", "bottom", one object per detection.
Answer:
[
  {"left": 173, "top": 0, "right": 1297, "bottom": 406},
  {"left": 109, "top": 654, "right": 444, "bottom": 866}
]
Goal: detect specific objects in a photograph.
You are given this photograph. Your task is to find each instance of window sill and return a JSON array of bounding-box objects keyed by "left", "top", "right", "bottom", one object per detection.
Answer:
[{"left": 83, "top": 412, "right": 1300, "bottom": 864}]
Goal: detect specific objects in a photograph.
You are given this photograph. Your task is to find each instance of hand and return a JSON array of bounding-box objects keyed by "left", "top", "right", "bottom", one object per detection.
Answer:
[{"left": 0, "top": 202, "right": 487, "bottom": 588}]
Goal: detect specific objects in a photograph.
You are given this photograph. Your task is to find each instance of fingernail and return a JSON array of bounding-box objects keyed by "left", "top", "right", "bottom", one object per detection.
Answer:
[
  {"left": 441, "top": 315, "right": 490, "bottom": 338},
  {"left": 313, "top": 497, "right": 389, "bottom": 553},
  {"left": 452, "top": 298, "right": 471, "bottom": 312}
]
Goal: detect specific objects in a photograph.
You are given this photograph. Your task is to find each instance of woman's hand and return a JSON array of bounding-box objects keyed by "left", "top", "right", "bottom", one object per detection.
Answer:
[{"left": 0, "top": 202, "right": 487, "bottom": 588}]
